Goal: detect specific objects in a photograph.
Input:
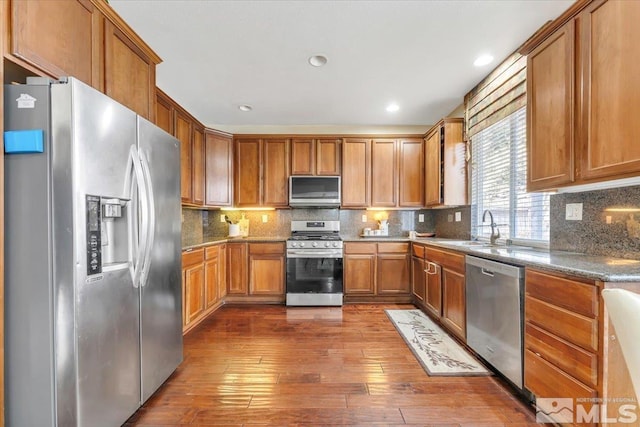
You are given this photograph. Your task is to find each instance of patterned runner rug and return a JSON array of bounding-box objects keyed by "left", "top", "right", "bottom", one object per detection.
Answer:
[{"left": 386, "top": 309, "right": 490, "bottom": 376}]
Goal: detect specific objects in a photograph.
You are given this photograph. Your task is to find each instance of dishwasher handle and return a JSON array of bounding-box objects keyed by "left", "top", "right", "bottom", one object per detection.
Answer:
[{"left": 481, "top": 268, "right": 495, "bottom": 277}]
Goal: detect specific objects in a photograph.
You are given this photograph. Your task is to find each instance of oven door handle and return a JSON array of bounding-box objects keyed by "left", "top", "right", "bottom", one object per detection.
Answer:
[{"left": 287, "top": 251, "right": 343, "bottom": 258}]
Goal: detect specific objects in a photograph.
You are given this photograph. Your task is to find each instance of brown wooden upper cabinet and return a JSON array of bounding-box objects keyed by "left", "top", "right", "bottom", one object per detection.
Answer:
[
  {"left": 291, "top": 138, "right": 341, "bottom": 176},
  {"left": 424, "top": 119, "right": 467, "bottom": 207},
  {"left": 204, "top": 130, "right": 233, "bottom": 207},
  {"left": 156, "top": 89, "right": 206, "bottom": 206},
  {"left": 342, "top": 137, "right": 424, "bottom": 208},
  {"left": 524, "top": 0, "right": 640, "bottom": 190},
  {"left": 7, "top": 0, "right": 161, "bottom": 120},
  {"left": 234, "top": 138, "right": 289, "bottom": 208}
]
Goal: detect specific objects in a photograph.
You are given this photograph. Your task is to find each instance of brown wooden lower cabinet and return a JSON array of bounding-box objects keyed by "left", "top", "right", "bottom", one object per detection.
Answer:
[
  {"left": 411, "top": 255, "right": 426, "bottom": 302},
  {"left": 344, "top": 242, "right": 410, "bottom": 302},
  {"left": 424, "top": 260, "right": 443, "bottom": 319},
  {"left": 523, "top": 269, "right": 640, "bottom": 427},
  {"left": 182, "top": 242, "right": 227, "bottom": 334},
  {"left": 441, "top": 268, "right": 466, "bottom": 340},
  {"left": 226, "top": 241, "right": 285, "bottom": 303}
]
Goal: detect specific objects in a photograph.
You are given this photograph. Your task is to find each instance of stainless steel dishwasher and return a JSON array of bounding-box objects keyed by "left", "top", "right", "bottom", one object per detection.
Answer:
[{"left": 466, "top": 255, "right": 524, "bottom": 389}]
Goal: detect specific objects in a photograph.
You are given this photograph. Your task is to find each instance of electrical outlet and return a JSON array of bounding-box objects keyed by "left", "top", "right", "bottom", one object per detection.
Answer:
[
  {"left": 455, "top": 211, "right": 461, "bottom": 222},
  {"left": 202, "top": 211, "right": 209, "bottom": 226},
  {"left": 181, "top": 213, "right": 184, "bottom": 223},
  {"left": 448, "top": 214, "right": 453, "bottom": 222},
  {"left": 362, "top": 214, "right": 367, "bottom": 222},
  {"left": 418, "top": 214, "right": 424, "bottom": 223},
  {"left": 220, "top": 214, "right": 226, "bottom": 223},
  {"left": 565, "top": 203, "right": 583, "bottom": 221},
  {"left": 606, "top": 215, "right": 612, "bottom": 224},
  {"left": 262, "top": 214, "right": 268, "bottom": 223}
]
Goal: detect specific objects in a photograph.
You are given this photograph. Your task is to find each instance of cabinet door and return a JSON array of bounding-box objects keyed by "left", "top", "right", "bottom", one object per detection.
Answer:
[
  {"left": 155, "top": 91, "right": 174, "bottom": 135},
  {"left": 425, "top": 130, "right": 442, "bottom": 206},
  {"left": 371, "top": 139, "right": 397, "bottom": 207},
  {"left": 262, "top": 139, "right": 289, "bottom": 207},
  {"left": 249, "top": 256, "right": 285, "bottom": 295},
  {"left": 442, "top": 268, "right": 465, "bottom": 340},
  {"left": 234, "top": 139, "right": 261, "bottom": 207},
  {"left": 442, "top": 121, "right": 467, "bottom": 206},
  {"left": 184, "top": 264, "right": 205, "bottom": 326},
  {"left": 10, "top": 0, "right": 101, "bottom": 87},
  {"left": 341, "top": 139, "right": 370, "bottom": 207},
  {"left": 316, "top": 139, "right": 341, "bottom": 175},
  {"left": 344, "top": 254, "right": 375, "bottom": 295},
  {"left": 399, "top": 138, "right": 424, "bottom": 207},
  {"left": 425, "top": 262, "right": 443, "bottom": 318},
  {"left": 104, "top": 21, "right": 155, "bottom": 120},
  {"left": 527, "top": 21, "right": 575, "bottom": 191},
  {"left": 205, "top": 132, "right": 233, "bottom": 206},
  {"left": 579, "top": 0, "right": 640, "bottom": 181},
  {"left": 291, "top": 138, "right": 315, "bottom": 175},
  {"left": 411, "top": 256, "right": 426, "bottom": 302},
  {"left": 227, "top": 243, "right": 248, "bottom": 295},
  {"left": 219, "top": 244, "right": 228, "bottom": 300},
  {"left": 204, "top": 256, "right": 219, "bottom": 309},
  {"left": 192, "top": 126, "right": 205, "bottom": 206},
  {"left": 377, "top": 254, "right": 410, "bottom": 295},
  {"left": 176, "top": 111, "right": 193, "bottom": 203}
]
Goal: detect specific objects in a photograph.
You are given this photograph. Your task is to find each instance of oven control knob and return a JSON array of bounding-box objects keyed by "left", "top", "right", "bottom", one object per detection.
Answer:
[
  {"left": 332, "top": 242, "right": 339, "bottom": 248},
  {"left": 312, "top": 242, "right": 318, "bottom": 247},
  {"left": 299, "top": 242, "right": 305, "bottom": 247},
  {"left": 291, "top": 242, "right": 298, "bottom": 248},
  {"left": 324, "top": 242, "right": 330, "bottom": 247}
]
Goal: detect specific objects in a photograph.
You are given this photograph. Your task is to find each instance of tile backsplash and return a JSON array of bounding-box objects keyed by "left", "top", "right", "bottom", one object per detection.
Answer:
[{"left": 550, "top": 185, "right": 640, "bottom": 259}]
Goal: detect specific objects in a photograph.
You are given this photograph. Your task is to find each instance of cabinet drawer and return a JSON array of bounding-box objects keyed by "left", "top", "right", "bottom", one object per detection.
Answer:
[
  {"left": 412, "top": 244, "right": 425, "bottom": 258},
  {"left": 425, "top": 247, "right": 465, "bottom": 273},
  {"left": 205, "top": 245, "right": 220, "bottom": 260},
  {"left": 378, "top": 242, "right": 409, "bottom": 253},
  {"left": 344, "top": 242, "right": 377, "bottom": 254},
  {"left": 525, "top": 323, "right": 597, "bottom": 387},
  {"left": 182, "top": 248, "right": 204, "bottom": 267},
  {"left": 526, "top": 269, "right": 598, "bottom": 318},
  {"left": 525, "top": 296, "right": 598, "bottom": 352},
  {"left": 249, "top": 242, "right": 285, "bottom": 255},
  {"left": 525, "top": 350, "right": 597, "bottom": 420}
]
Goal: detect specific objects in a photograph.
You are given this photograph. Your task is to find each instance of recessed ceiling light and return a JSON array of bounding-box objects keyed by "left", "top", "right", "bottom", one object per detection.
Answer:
[
  {"left": 473, "top": 54, "right": 494, "bottom": 67},
  {"left": 238, "top": 105, "right": 252, "bottom": 112},
  {"left": 308, "top": 55, "right": 328, "bottom": 67},
  {"left": 386, "top": 103, "right": 400, "bottom": 113}
]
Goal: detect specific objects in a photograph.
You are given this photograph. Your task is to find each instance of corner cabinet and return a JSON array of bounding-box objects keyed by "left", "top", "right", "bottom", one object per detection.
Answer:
[
  {"left": 424, "top": 119, "right": 467, "bottom": 207},
  {"left": 234, "top": 138, "right": 289, "bottom": 208},
  {"left": 524, "top": 0, "right": 640, "bottom": 190}
]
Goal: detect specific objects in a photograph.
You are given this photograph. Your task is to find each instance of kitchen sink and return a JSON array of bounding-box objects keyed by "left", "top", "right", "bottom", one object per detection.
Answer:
[{"left": 445, "top": 240, "right": 494, "bottom": 247}]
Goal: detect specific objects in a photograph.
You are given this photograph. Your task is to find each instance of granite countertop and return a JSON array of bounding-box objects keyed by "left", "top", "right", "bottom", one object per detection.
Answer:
[
  {"left": 182, "top": 236, "right": 288, "bottom": 251},
  {"left": 342, "top": 236, "right": 411, "bottom": 242},
  {"left": 411, "top": 238, "right": 640, "bottom": 283}
]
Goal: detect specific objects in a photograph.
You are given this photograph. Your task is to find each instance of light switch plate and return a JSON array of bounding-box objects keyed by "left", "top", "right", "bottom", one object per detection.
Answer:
[
  {"left": 418, "top": 214, "right": 424, "bottom": 223},
  {"left": 220, "top": 214, "right": 227, "bottom": 223},
  {"left": 566, "top": 203, "right": 583, "bottom": 221},
  {"left": 262, "top": 214, "right": 268, "bottom": 223},
  {"left": 606, "top": 215, "right": 612, "bottom": 224},
  {"left": 455, "top": 211, "right": 461, "bottom": 222},
  {"left": 202, "top": 211, "right": 209, "bottom": 226},
  {"left": 362, "top": 214, "right": 367, "bottom": 222}
]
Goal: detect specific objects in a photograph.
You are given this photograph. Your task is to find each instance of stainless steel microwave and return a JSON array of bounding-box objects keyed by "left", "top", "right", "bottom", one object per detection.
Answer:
[{"left": 289, "top": 176, "right": 341, "bottom": 207}]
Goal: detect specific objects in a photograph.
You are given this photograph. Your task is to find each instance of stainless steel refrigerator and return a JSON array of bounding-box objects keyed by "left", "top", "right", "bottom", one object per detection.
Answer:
[{"left": 4, "top": 77, "right": 183, "bottom": 427}]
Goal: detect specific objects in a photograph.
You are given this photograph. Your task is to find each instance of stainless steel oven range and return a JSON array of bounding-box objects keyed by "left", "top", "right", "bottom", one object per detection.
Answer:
[{"left": 286, "top": 220, "right": 343, "bottom": 306}]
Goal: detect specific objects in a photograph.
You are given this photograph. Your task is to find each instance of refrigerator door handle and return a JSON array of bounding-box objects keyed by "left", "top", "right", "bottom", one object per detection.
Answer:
[
  {"left": 126, "top": 146, "right": 150, "bottom": 288},
  {"left": 139, "top": 151, "right": 155, "bottom": 287}
]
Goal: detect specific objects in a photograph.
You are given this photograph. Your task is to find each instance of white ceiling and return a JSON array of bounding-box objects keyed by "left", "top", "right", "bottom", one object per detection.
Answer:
[{"left": 110, "top": 0, "right": 572, "bottom": 134}]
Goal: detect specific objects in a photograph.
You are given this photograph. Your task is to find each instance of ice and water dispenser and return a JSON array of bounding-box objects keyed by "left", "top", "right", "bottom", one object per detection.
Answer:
[{"left": 86, "top": 195, "right": 129, "bottom": 275}]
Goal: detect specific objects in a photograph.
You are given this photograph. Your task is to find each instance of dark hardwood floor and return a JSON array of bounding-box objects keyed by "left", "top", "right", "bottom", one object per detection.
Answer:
[{"left": 126, "top": 304, "right": 541, "bottom": 426}]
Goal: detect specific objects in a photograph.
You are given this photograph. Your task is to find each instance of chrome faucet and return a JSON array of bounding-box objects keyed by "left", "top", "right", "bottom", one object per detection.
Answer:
[{"left": 482, "top": 209, "right": 500, "bottom": 245}]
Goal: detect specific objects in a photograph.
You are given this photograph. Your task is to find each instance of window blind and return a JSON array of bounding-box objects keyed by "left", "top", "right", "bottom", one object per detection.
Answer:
[
  {"left": 471, "top": 107, "right": 550, "bottom": 243},
  {"left": 465, "top": 53, "right": 527, "bottom": 139}
]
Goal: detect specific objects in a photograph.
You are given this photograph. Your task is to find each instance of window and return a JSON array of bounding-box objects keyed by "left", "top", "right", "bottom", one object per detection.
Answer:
[{"left": 471, "top": 107, "right": 550, "bottom": 244}]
